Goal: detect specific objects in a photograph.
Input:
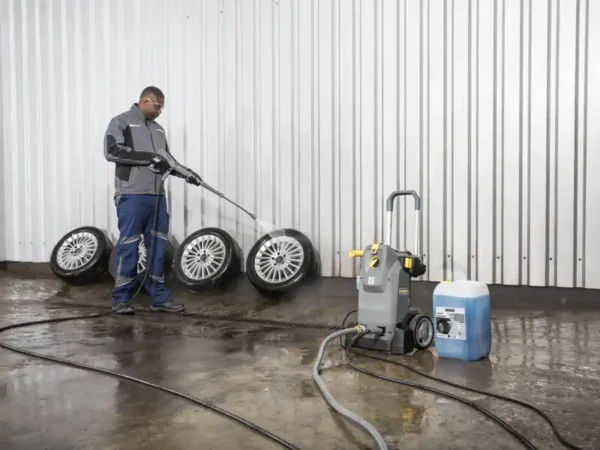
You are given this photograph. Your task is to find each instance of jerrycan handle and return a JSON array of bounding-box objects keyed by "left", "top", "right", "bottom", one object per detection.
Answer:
[{"left": 384, "top": 190, "right": 421, "bottom": 255}]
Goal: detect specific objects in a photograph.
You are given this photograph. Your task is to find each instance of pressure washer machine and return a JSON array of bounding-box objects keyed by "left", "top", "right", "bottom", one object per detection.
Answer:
[{"left": 348, "top": 190, "right": 434, "bottom": 354}]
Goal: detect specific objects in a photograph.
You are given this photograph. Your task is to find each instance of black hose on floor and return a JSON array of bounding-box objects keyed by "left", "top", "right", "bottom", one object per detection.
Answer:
[
  {"left": 344, "top": 334, "right": 536, "bottom": 449},
  {"left": 45, "top": 302, "right": 340, "bottom": 331},
  {"left": 186, "top": 311, "right": 339, "bottom": 331},
  {"left": 341, "top": 310, "right": 582, "bottom": 450},
  {"left": 0, "top": 313, "right": 301, "bottom": 450},
  {"left": 351, "top": 349, "right": 582, "bottom": 450},
  {"left": 348, "top": 361, "right": 538, "bottom": 449},
  {"left": 1, "top": 304, "right": 582, "bottom": 450}
]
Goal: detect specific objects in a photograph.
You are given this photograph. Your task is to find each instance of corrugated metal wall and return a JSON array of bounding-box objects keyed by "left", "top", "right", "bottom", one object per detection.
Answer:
[{"left": 1, "top": 0, "right": 599, "bottom": 287}]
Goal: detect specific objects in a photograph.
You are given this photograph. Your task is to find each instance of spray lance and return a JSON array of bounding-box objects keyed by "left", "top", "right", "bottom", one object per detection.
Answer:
[
  {"left": 150, "top": 153, "right": 256, "bottom": 220},
  {"left": 194, "top": 178, "right": 256, "bottom": 220}
]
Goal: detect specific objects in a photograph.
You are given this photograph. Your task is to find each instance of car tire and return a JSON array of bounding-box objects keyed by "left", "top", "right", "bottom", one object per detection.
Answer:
[
  {"left": 245, "top": 228, "right": 314, "bottom": 294},
  {"left": 50, "top": 226, "right": 112, "bottom": 285},
  {"left": 172, "top": 228, "right": 240, "bottom": 290}
]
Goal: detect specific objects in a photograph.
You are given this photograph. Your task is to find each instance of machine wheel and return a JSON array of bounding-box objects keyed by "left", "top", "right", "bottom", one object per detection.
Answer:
[
  {"left": 409, "top": 314, "right": 434, "bottom": 349},
  {"left": 108, "top": 235, "right": 175, "bottom": 281},
  {"left": 50, "top": 226, "right": 112, "bottom": 285},
  {"left": 173, "top": 228, "right": 239, "bottom": 290},
  {"left": 245, "top": 229, "right": 314, "bottom": 294}
]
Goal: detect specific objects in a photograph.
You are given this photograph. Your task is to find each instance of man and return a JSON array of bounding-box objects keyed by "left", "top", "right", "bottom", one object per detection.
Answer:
[{"left": 104, "top": 86, "right": 202, "bottom": 314}]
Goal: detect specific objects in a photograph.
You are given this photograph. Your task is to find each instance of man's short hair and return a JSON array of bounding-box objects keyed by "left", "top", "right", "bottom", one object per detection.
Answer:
[{"left": 140, "top": 86, "right": 164, "bottom": 100}]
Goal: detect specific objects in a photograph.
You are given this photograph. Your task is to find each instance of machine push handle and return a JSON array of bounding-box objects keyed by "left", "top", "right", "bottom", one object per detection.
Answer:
[
  {"left": 384, "top": 190, "right": 421, "bottom": 256},
  {"left": 385, "top": 190, "right": 421, "bottom": 212}
]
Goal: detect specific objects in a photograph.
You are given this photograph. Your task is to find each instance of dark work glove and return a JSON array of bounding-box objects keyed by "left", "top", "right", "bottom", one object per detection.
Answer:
[
  {"left": 149, "top": 155, "right": 171, "bottom": 174},
  {"left": 186, "top": 169, "right": 203, "bottom": 186}
]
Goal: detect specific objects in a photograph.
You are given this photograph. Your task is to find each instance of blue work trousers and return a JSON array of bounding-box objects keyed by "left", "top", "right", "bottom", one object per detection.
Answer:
[{"left": 112, "top": 194, "right": 171, "bottom": 306}]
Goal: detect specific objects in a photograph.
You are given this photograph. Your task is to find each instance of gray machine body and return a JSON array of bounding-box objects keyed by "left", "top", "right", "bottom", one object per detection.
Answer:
[{"left": 355, "top": 244, "right": 413, "bottom": 354}]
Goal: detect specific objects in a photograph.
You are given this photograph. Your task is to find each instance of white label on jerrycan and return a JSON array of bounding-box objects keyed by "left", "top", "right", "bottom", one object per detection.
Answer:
[{"left": 435, "top": 307, "right": 467, "bottom": 340}]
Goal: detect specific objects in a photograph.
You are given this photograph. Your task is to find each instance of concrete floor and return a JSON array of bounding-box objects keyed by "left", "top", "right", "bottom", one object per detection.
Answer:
[{"left": 0, "top": 266, "right": 598, "bottom": 450}]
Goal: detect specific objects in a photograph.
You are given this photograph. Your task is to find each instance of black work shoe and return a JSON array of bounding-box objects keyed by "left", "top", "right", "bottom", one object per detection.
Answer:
[
  {"left": 112, "top": 303, "right": 135, "bottom": 315},
  {"left": 149, "top": 301, "right": 185, "bottom": 313}
]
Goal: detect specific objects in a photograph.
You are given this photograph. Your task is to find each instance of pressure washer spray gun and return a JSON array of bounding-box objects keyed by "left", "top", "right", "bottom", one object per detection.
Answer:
[{"left": 150, "top": 153, "right": 256, "bottom": 220}]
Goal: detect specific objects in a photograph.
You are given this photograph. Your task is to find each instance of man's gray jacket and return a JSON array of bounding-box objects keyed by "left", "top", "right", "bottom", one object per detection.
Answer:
[{"left": 104, "top": 104, "right": 171, "bottom": 196}]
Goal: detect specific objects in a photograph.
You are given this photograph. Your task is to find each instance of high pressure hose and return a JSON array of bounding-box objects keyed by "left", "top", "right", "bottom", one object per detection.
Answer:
[
  {"left": 312, "top": 325, "right": 388, "bottom": 450},
  {"left": 0, "top": 313, "right": 300, "bottom": 450},
  {"left": 340, "top": 310, "right": 582, "bottom": 450},
  {"left": 349, "top": 360, "right": 538, "bottom": 450},
  {"left": 343, "top": 334, "right": 537, "bottom": 450},
  {"left": 124, "top": 170, "right": 171, "bottom": 306},
  {"left": 0, "top": 303, "right": 583, "bottom": 450},
  {"left": 351, "top": 349, "right": 582, "bottom": 450}
]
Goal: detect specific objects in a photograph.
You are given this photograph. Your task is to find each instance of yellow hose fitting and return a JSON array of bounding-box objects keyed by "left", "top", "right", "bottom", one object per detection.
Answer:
[
  {"left": 354, "top": 324, "right": 367, "bottom": 334},
  {"left": 348, "top": 249, "right": 364, "bottom": 258}
]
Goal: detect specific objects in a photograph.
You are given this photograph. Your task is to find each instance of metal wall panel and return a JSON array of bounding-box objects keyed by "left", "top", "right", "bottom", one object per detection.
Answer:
[{"left": 0, "top": 0, "right": 598, "bottom": 287}]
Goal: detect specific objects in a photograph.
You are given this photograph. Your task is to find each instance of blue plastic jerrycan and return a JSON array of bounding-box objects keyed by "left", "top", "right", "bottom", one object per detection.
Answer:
[{"left": 433, "top": 280, "right": 491, "bottom": 361}]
